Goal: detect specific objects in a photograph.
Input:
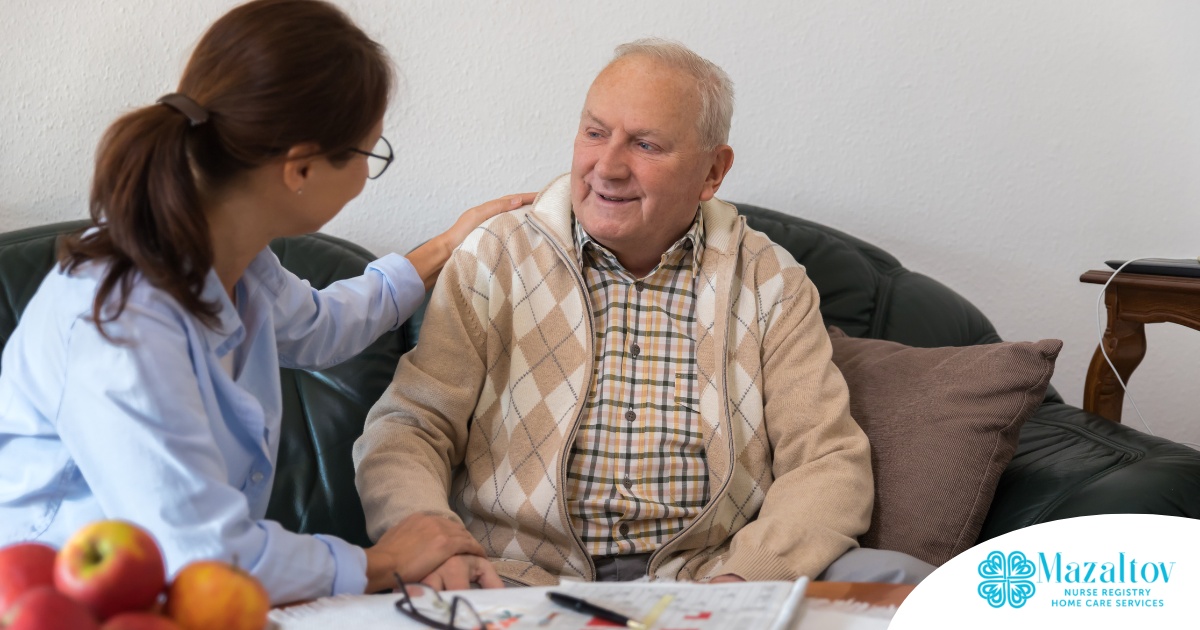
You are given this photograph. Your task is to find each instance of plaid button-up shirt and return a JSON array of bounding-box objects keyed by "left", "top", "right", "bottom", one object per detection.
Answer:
[{"left": 566, "top": 211, "right": 710, "bottom": 556}]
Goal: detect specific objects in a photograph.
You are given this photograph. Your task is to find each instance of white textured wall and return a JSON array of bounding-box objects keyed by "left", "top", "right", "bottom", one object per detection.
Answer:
[{"left": 3, "top": 1, "right": 1198, "bottom": 447}]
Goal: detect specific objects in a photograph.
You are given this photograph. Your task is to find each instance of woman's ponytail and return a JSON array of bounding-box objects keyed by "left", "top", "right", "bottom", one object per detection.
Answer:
[{"left": 59, "top": 102, "right": 217, "bottom": 337}]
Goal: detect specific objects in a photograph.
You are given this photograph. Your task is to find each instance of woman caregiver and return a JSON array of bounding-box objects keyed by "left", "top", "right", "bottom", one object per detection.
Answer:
[{"left": 0, "top": 0, "right": 519, "bottom": 603}]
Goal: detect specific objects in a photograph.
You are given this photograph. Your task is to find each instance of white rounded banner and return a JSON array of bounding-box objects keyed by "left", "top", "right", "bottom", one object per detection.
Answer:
[{"left": 890, "top": 514, "right": 1198, "bottom": 629}]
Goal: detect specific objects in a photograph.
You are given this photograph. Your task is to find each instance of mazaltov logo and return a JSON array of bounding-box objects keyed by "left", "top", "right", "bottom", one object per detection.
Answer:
[{"left": 978, "top": 551, "right": 1037, "bottom": 608}]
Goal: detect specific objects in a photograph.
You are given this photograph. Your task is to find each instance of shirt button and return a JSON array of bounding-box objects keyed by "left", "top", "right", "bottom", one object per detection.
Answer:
[
  {"left": 619, "top": 523, "right": 630, "bottom": 536},
  {"left": 634, "top": 281, "right": 644, "bottom": 292},
  {"left": 630, "top": 343, "right": 641, "bottom": 357},
  {"left": 250, "top": 471, "right": 264, "bottom": 484},
  {"left": 624, "top": 410, "right": 636, "bottom": 422},
  {"left": 623, "top": 476, "right": 633, "bottom": 489}
]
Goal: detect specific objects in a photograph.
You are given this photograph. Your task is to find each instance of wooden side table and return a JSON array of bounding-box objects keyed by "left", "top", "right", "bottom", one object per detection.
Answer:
[
  {"left": 805, "top": 581, "right": 914, "bottom": 607},
  {"left": 1079, "top": 270, "right": 1200, "bottom": 423}
]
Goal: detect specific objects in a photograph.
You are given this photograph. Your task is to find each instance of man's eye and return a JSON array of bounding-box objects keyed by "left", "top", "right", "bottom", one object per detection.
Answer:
[
  {"left": 637, "top": 142, "right": 655, "bottom": 151},
  {"left": 586, "top": 130, "right": 602, "bottom": 139}
]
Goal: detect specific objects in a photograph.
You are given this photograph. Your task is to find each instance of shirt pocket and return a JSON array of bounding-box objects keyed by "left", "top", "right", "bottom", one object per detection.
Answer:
[{"left": 674, "top": 372, "right": 698, "bottom": 412}]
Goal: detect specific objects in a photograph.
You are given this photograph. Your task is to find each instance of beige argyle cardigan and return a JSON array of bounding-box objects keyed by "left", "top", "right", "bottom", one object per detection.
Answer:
[{"left": 354, "top": 174, "right": 872, "bottom": 586}]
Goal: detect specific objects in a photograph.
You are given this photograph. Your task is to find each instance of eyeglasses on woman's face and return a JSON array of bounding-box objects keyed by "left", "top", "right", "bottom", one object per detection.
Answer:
[{"left": 348, "top": 135, "right": 393, "bottom": 179}]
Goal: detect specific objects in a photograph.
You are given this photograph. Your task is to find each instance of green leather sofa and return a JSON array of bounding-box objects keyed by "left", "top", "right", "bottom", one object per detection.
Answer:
[{"left": 2, "top": 208, "right": 1197, "bottom": 556}]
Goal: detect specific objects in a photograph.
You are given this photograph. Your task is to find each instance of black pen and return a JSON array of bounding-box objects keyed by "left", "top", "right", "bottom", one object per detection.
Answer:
[{"left": 547, "top": 591, "right": 648, "bottom": 629}]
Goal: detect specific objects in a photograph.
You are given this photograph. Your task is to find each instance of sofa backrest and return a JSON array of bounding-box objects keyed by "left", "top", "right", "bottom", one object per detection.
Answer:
[
  {"left": 733, "top": 204, "right": 1003, "bottom": 348},
  {"left": 259, "top": 234, "right": 408, "bottom": 548}
]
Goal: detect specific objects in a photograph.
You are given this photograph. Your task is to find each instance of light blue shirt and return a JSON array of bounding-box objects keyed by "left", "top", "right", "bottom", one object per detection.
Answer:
[{"left": 0, "top": 246, "right": 424, "bottom": 604}]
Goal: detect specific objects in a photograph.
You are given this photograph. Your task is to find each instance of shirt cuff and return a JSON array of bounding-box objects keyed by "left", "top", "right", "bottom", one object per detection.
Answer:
[
  {"left": 367, "top": 253, "right": 425, "bottom": 329},
  {"left": 314, "top": 534, "right": 369, "bottom": 596}
]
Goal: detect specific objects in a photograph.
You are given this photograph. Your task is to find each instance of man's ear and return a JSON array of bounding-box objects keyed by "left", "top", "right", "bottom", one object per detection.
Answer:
[
  {"left": 698, "top": 145, "right": 735, "bottom": 202},
  {"left": 282, "top": 142, "right": 322, "bottom": 194}
]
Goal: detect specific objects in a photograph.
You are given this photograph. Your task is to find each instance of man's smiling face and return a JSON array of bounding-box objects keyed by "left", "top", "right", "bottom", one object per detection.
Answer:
[{"left": 570, "top": 55, "right": 724, "bottom": 269}]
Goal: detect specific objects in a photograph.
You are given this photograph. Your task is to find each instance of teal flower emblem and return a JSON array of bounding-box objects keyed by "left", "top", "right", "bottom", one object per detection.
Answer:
[{"left": 978, "top": 551, "right": 1037, "bottom": 608}]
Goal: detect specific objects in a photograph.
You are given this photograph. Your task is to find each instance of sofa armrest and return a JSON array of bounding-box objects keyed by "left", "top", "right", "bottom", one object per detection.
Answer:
[{"left": 977, "top": 401, "right": 1200, "bottom": 543}]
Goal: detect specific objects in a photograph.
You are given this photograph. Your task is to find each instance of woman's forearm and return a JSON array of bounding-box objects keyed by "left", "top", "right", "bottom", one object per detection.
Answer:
[{"left": 404, "top": 234, "right": 453, "bottom": 292}]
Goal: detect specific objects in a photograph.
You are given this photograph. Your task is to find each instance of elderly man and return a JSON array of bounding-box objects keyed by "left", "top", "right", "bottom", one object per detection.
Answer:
[{"left": 355, "top": 39, "right": 932, "bottom": 588}]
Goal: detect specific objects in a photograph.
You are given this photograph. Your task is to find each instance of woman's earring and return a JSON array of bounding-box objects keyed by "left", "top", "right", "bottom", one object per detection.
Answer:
[{"left": 297, "top": 189, "right": 303, "bottom": 196}]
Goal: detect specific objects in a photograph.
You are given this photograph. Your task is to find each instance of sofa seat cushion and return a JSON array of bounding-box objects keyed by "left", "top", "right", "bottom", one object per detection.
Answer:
[
  {"left": 980, "top": 401, "right": 1200, "bottom": 540},
  {"left": 827, "top": 327, "right": 1062, "bottom": 565}
]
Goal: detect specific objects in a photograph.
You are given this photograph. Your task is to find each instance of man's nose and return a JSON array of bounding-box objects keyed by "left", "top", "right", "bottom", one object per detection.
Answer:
[{"left": 594, "top": 142, "right": 629, "bottom": 180}]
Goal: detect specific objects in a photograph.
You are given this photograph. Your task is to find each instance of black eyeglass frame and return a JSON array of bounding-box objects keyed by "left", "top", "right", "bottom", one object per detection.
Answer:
[
  {"left": 392, "top": 573, "right": 485, "bottom": 630},
  {"left": 348, "top": 135, "right": 394, "bottom": 179}
]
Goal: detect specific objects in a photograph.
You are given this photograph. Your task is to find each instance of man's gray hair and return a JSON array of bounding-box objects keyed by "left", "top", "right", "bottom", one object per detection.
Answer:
[{"left": 611, "top": 38, "right": 734, "bottom": 150}]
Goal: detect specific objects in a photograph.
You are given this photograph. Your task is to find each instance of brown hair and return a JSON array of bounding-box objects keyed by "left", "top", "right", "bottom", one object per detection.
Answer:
[{"left": 59, "top": 0, "right": 392, "bottom": 334}]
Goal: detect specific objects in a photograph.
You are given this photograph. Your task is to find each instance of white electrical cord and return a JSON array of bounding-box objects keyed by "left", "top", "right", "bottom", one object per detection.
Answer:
[
  {"left": 1094, "top": 259, "right": 1154, "bottom": 435},
  {"left": 1094, "top": 259, "right": 1200, "bottom": 449}
]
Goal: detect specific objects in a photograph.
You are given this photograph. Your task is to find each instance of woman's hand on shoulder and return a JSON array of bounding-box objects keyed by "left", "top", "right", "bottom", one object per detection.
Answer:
[
  {"left": 407, "top": 193, "right": 536, "bottom": 290},
  {"left": 441, "top": 193, "right": 537, "bottom": 252}
]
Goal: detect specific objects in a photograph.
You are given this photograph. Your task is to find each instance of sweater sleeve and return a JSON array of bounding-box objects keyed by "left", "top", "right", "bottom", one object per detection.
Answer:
[
  {"left": 271, "top": 252, "right": 425, "bottom": 371},
  {"left": 352, "top": 245, "right": 489, "bottom": 541},
  {"left": 715, "top": 259, "right": 874, "bottom": 581}
]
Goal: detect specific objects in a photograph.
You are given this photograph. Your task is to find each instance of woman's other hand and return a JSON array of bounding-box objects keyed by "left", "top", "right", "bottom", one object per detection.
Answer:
[
  {"left": 364, "top": 513, "right": 485, "bottom": 593},
  {"left": 407, "top": 193, "right": 537, "bottom": 290},
  {"left": 708, "top": 574, "right": 746, "bottom": 584},
  {"left": 420, "top": 554, "right": 504, "bottom": 591}
]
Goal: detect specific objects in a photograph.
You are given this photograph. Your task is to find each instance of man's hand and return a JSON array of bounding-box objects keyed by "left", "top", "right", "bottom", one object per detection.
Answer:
[
  {"left": 420, "top": 555, "right": 504, "bottom": 591},
  {"left": 364, "top": 513, "right": 485, "bottom": 592},
  {"left": 708, "top": 574, "right": 746, "bottom": 584}
]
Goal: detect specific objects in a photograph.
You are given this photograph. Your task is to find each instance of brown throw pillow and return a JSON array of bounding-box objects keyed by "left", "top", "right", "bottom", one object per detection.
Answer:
[{"left": 826, "top": 327, "right": 1062, "bottom": 566}]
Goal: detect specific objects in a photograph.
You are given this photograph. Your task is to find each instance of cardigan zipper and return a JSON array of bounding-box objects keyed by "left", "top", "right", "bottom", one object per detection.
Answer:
[
  {"left": 528, "top": 216, "right": 597, "bottom": 581},
  {"left": 647, "top": 218, "right": 746, "bottom": 578},
  {"left": 525, "top": 208, "right": 747, "bottom": 580}
]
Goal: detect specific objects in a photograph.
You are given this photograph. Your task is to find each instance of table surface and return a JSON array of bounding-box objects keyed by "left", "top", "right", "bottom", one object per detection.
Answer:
[
  {"left": 276, "top": 580, "right": 916, "bottom": 611},
  {"left": 1080, "top": 269, "right": 1200, "bottom": 292},
  {"left": 277, "top": 580, "right": 916, "bottom": 605}
]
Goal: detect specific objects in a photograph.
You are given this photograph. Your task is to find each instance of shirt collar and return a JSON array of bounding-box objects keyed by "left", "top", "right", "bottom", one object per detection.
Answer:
[
  {"left": 195, "top": 267, "right": 244, "bottom": 357},
  {"left": 574, "top": 206, "right": 706, "bottom": 274}
]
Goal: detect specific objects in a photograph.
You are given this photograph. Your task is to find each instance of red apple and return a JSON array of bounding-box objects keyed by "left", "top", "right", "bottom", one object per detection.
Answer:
[
  {"left": 0, "top": 542, "right": 56, "bottom": 613},
  {"left": 54, "top": 520, "right": 166, "bottom": 621},
  {"left": 165, "top": 561, "right": 269, "bottom": 630},
  {"left": 0, "top": 585, "right": 98, "bottom": 630},
  {"left": 100, "top": 612, "right": 183, "bottom": 630}
]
